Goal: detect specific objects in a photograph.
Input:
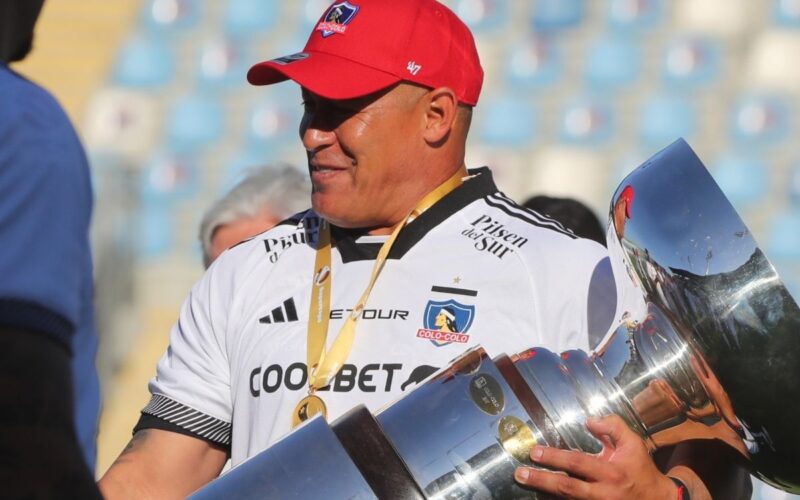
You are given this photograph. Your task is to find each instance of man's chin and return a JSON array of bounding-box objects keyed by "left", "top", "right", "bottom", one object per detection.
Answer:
[
  {"left": 312, "top": 199, "right": 398, "bottom": 232},
  {"left": 311, "top": 203, "right": 354, "bottom": 227}
]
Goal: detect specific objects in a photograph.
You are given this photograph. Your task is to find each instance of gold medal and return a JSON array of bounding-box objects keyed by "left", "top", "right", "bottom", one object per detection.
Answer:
[{"left": 292, "top": 394, "right": 328, "bottom": 428}]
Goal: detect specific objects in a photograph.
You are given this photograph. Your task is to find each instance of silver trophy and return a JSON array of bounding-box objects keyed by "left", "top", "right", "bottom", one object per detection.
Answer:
[{"left": 190, "top": 139, "right": 800, "bottom": 499}]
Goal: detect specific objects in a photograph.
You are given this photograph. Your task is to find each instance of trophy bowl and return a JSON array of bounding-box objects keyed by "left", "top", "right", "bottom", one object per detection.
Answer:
[{"left": 190, "top": 139, "right": 800, "bottom": 499}]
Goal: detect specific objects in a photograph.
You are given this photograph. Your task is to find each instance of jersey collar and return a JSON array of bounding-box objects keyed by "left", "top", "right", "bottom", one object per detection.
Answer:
[{"left": 331, "top": 167, "right": 498, "bottom": 263}]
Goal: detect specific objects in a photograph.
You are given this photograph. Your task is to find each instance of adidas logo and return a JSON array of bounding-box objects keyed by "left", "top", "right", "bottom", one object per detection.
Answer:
[{"left": 259, "top": 298, "right": 299, "bottom": 324}]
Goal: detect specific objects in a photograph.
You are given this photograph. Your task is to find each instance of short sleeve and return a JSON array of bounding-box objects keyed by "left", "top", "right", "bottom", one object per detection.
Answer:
[
  {"left": 139, "top": 266, "right": 233, "bottom": 446},
  {"left": 586, "top": 256, "right": 618, "bottom": 349},
  {"left": 533, "top": 237, "right": 613, "bottom": 353}
]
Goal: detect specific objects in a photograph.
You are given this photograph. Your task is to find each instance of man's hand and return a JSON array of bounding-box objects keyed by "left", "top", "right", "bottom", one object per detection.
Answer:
[{"left": 514, "top": 414, "right": 679, "bottom": 499}]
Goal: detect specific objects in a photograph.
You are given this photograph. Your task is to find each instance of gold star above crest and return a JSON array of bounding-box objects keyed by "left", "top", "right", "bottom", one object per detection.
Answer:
[{"left": 453, "top": 276, "right": 461, "bottom": 284}]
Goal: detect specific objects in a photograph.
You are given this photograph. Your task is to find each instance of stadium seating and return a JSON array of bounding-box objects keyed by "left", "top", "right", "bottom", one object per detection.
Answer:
[
  {"left": 789, "top": 160, "right": 800, "bottom": 206},
  {"left": 767, "top": 210, "right": 800, "bottom": 260},
  {"left": 246, "top": 94, "right": 303, "bottom": 148},
  {"left": 711, "top": 154, "right": 768, "bottom": 208},
  {"left": 140, "top": 154, "right": 200, "bottom": 204},
  {"left": 506, "top": 37, "right": 564, "bottom": 89},
  {"left": 559, "top": 96, "right": 615, "bottom": 146},
  {"left": 140, "top": 0, "right": 201, "bottom": 34},
  {"left": 663, "top": 36, "right": 722, "bottom": 88},
  {"left": 165, "top": 95, "right": 225, "bottom": 151},
  {"left": 531, "top": 0, "right": 585, "bottom": 32},
  {"left": 137, "top": 207, "right": 175, "bottom": 259},
  {"left": 607, "top": 0, "right": 664, "bottom": 32},
  {"left": 453, "top": 0, "right": 511, "bottom": 33},
  {"left": 478, "top": 97, "right": 537, "bottom": 147},
  {"left": 730, "top": 94, "right": 791, "bottom": 146},
  {"left": 224, "top": 0, "right": 278, "bottom": 36},
  {"left": 639, "top": 94, "right": 697, "bottom": 147},
  {"left": 585, "top": 36, "right": 641, "bottom": 88},
  {"left": 113, "top": 36, "right": 176, "bottom": 88},
  {"left": 196, "top": 37, "right": 252, "bottom": 90},
  {"left": 774, "top": 0, "right": 800, "bottom": 27}
]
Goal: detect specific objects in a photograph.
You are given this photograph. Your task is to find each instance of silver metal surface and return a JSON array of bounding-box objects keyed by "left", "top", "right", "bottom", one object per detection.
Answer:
[
  {"left": 188, "top": 415, "right": 377, "bottom": 499},
  {"left": 510, "top": 139, "right": 799, "bottom": 492},
  {"left": 603, "top": 138, "right": 800, "bottom": 491},
  {"left": 377, "top": 347, "right": 543, "bottom": 499}
]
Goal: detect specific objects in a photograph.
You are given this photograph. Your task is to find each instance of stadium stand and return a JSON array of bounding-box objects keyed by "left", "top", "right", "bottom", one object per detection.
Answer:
[{"left": 113, "top": 36, "right": 176, "bottom": 88}]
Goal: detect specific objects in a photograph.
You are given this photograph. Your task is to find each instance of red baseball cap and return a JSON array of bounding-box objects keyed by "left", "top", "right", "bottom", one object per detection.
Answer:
[{"left": 247, "top": 0, "right": 484, "bottom": 106}]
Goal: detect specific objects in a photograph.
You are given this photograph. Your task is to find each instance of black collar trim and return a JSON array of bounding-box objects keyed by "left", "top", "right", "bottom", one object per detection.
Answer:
[{"left": 333, "top": 167, "right": 497, "bottom": 263}]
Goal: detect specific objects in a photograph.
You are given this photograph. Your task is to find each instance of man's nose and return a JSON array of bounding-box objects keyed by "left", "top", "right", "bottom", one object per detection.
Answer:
[{"left": 300, "top": 116, "right": 336, "bottom": 153}]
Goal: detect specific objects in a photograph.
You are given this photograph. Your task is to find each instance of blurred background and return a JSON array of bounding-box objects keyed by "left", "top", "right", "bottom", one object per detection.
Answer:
[{"left": 12, "top": 0, "right": 800, "bottom": 497}]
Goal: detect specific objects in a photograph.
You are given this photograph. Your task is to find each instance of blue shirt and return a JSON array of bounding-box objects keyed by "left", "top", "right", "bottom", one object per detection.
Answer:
[{"left": 0, "top": 64, "right": 100, "bottom": 470}]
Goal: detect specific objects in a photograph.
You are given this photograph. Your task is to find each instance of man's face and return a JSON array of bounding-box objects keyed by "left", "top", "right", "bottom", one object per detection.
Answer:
[{"left": 299, "top": 83, "right": 429, "bottom": 231}]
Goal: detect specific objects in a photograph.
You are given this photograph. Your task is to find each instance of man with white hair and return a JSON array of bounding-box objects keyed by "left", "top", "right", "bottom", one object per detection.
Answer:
[{"left": 199, "top": 164, "right": 310, "bottom": 267}]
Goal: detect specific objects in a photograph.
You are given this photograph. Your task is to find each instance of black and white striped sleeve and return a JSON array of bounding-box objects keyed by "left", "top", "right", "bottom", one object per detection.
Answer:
[
  {"left": 136, "top": 262, "right": 234, "bottom": 447},
  {"left": 134, "top": 394, "right": 231, "bottom": 446}
]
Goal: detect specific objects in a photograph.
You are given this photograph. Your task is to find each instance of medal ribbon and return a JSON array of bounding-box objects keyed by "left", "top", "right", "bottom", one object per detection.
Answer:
[{"left": 305, "top": 168, "right": 467, "bottom": 392}]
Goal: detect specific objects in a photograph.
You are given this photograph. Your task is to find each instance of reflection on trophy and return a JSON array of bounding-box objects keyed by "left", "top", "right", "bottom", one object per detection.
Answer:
[{"left": 190, "top": 139, "right": 800, "bottom": 499}]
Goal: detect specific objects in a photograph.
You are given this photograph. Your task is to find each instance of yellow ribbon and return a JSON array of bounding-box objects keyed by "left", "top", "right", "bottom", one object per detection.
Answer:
[{"left": 305, "top": 167, "right": 467, "bottom": 391}]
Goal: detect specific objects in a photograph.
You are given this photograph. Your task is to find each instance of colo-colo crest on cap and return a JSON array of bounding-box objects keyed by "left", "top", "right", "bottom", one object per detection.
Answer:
[{"left": 317, "top": 1, "right": 360, "bottom": 38}]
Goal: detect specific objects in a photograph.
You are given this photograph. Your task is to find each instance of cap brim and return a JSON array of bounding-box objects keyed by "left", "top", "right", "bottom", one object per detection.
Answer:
[{"left": 247, "top": 51, "right": 401, "bottom": 101}]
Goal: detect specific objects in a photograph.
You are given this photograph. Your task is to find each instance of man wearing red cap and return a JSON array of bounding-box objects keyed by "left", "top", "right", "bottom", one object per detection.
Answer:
[{"left": 100, "top": 1, "right": 748, "bottom": 498}]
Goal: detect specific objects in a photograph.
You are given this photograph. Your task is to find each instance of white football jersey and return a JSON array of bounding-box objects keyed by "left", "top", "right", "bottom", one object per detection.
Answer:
[{"left": 138, "top": 168, "right": 626, "bottom": 466}]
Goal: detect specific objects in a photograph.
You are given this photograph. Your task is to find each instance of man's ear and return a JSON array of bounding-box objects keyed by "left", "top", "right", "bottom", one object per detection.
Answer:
[{"left": 422, "top": 87, "right": 458, "bottom": 145}]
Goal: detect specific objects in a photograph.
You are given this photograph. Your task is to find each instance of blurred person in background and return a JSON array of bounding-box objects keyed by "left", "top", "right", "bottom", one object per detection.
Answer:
[
  {"left": 523, "top": 194, "right": 606, "bottom": 247},
  {"left": 199, "top": 164, "right": 310, "bottom": 267},
  {"left": 0, "top": 0, "right": 101, "bottom": 497},
  {"left": 98, "top": 1, "right": 750, "bottom": 498}
]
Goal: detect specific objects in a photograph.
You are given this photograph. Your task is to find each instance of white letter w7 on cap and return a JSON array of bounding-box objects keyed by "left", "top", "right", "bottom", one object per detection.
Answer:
[{"left": 407, "top": 61, "right": 422, "bottom": 75}]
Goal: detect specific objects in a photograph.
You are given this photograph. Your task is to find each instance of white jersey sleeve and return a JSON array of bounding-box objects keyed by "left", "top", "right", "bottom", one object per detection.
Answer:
[
  {"left": 529, "top": 236, "right": 613, "bottom": 353},
  {"left": 142, "top": 259, "right": 234, "bottom": 445}
]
